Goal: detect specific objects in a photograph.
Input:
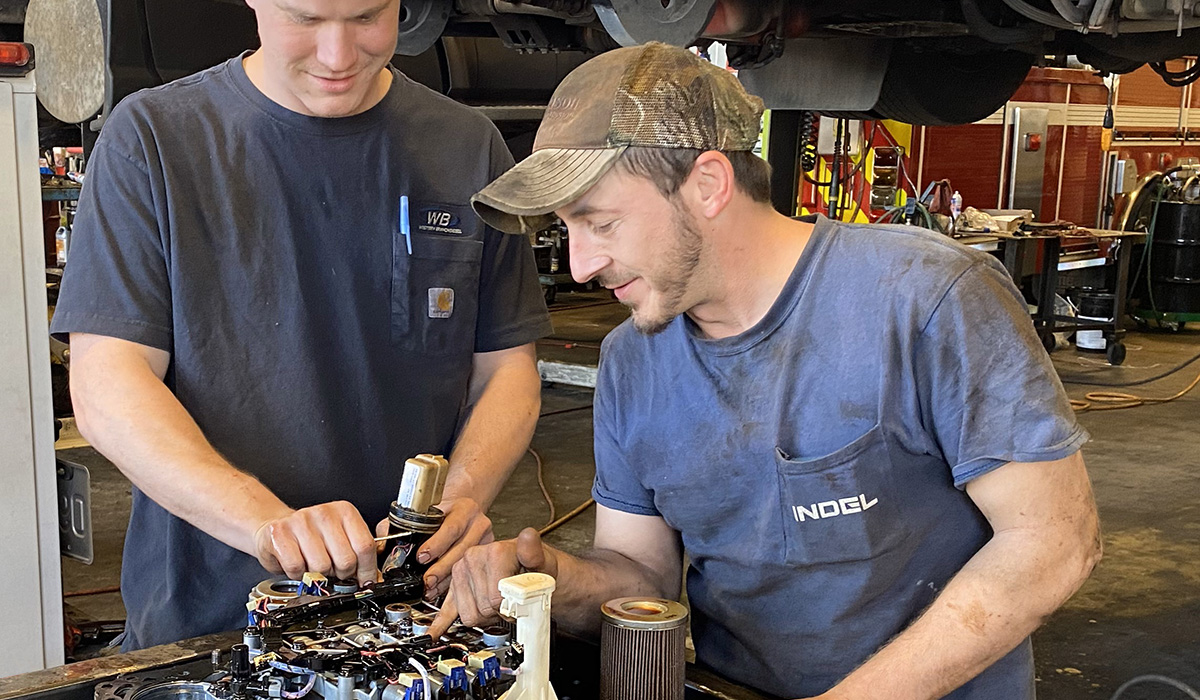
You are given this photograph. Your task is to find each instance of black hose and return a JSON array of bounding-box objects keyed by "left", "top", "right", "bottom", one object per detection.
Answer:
[
  {"left": 1057, "top": 348, "right": 1200, "bottom": 387},
  {"left": 960, "top": 0, "right": 1047, "bottom": 44},
  {"left": 1151, "top": 61, "right": 1200, "bottom": 87}
]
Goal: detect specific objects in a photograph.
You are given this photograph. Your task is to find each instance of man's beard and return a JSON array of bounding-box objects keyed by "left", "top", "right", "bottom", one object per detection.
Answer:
[{"left": 626, "top": 206, "right": 703, "bottom": 336}]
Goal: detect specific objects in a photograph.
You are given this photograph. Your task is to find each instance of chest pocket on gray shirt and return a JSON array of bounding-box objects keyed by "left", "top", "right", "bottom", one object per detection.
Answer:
[
  {"left": 775, "top": 425, "right": 909, "bottom": 565},
  {"left": 391, "top": 232, "right": 483, "bottom": 355}
]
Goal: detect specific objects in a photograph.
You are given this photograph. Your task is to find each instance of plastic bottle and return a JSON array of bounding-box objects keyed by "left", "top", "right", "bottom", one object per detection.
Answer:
[
  {"left": 55, "top": 226, "right": 69, "bottom": 265},
  {"left": 950, "top": 191, "right": 963, "bottom": 220}
]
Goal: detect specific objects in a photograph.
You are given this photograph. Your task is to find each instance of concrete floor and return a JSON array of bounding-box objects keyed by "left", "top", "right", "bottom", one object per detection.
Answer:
[{"left": 57, "top": 291, "right": 1199, "bottom": 698}]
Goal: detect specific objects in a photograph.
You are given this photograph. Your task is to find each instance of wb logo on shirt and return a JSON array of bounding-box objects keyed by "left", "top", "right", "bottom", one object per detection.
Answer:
[
  {"left": 791, "top": 494, "right": 878, "bottom": 522},
  {"left": 418, "top": 207, "right": 464, "bottom": 236}
]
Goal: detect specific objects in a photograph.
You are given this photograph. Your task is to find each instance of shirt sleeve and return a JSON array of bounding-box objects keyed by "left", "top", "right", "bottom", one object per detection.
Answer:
[
  {"left": 49, "top": 112, "right": 173, "bottom": 352},
  {"left": 591, "top": 335, "right": 660, "bottom": 516},
  {"left": 473, "top": 132, "right": 553, "bottom": 353},
  {"left": 914, "top": 259, "right": 1088, "bottom": 488}
]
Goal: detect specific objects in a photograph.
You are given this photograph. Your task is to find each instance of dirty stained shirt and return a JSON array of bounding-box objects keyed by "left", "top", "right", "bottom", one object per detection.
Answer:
[
  {"left": 592, "top": 216, "right": 1087, "bottom": 699},
  {"left": 50, "top": 55, "right": 551, "bottom": 649}
]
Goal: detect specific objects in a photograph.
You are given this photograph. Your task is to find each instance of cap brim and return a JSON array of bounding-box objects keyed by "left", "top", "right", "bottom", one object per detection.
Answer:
[{"left": 472, "top": 146, "right": 626, "bottom": 234}]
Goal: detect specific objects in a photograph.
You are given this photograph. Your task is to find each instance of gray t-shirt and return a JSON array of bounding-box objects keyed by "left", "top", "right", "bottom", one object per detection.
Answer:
[
  {"left": 51, "top": 56, "right": 552, "bottom": 649},
  {"left": 592, "top": 216, "right": 1087, "bottom": 699}
]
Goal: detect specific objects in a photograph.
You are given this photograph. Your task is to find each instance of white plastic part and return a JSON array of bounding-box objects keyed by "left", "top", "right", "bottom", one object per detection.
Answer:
[
  {"left": 497, "top": 573, "right": 558, "bottom": 700},
  {"left": 397, "top": 454, "right": 450, "bottom": 513}
]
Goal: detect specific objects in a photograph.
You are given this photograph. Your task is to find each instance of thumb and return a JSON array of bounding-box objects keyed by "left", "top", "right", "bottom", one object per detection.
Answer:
[{"left": 515, "top": 528, "right": 548, "bottom": 572}]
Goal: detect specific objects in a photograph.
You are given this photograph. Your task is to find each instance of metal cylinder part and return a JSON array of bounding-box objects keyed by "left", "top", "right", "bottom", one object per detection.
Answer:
[
  {"left": 242, "top": 627, "right": 263, "bottom": 651},
  {"left": 600, "top": 598, "right": 689, "bottom": 700},
  {"left": 480, "top": 625, "right": 511, "bottom": 647},
  {"left": 337, "top": 673, "right": 355, "bottom": 700},
  {"left": 385, "top": 603, "right": 413, "bottom": 623},
  {"left": 330, "top": 578, "right": 360, "bottom": 594},
  {"left": 411, "top": 615, "right": 433, "bottom": 636}
]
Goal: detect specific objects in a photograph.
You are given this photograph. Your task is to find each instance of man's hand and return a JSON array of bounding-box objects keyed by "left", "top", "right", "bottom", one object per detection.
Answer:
[
  {"left": 253, "top": 501, "right": 378, "bottom": 585},
  {"left": 420, "top": 497, "right": 496, "bottom": 596},
  {"left": 428, "top": 528, "right": 556, "bottom": 639}
]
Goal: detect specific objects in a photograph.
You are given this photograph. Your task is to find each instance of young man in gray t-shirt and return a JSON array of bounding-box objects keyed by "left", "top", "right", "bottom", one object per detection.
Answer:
[
  {"left": 430, "top": 43, "right": 1101, "bottom": 700},
  {"left": 51, "top": 0, "right": 551, "bottom": 649}
]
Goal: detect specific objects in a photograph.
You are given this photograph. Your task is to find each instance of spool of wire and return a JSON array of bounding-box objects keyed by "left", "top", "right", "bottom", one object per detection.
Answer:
[{"left": 600, "top": 598, "right": 688, "bottom": 700}]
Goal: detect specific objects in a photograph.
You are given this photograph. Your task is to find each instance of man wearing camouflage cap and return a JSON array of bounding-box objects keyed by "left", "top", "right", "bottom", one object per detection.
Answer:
[{"left": 431, "top": 43, "right": 1100, "bottom": 700}]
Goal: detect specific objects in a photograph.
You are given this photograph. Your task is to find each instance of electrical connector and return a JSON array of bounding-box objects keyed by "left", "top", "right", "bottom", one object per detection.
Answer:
[{"left": 403, "top": 680, "right": 425, "bottom": 700}]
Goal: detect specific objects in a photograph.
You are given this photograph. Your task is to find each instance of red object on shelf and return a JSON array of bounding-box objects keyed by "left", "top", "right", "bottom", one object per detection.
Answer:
[{"left": 0, "top": 42, "right": 32, "bottom": 67}]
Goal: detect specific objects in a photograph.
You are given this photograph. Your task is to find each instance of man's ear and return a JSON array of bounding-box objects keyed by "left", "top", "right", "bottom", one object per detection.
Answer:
[{"left": 687, "top": 151, "right": 736, "bottom": 220}]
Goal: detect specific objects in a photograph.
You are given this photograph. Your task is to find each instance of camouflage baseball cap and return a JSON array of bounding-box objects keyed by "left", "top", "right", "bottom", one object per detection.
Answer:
[{"left": 472, "top": 42, "right": 765, "bottom": 234}]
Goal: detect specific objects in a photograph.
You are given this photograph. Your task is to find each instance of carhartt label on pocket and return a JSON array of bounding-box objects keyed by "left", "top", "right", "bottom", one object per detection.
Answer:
[
  {"left": 792, "top": 494, "right": 878, "bottom": 522},
  {"left": 428, "top": 287, "right": 454, "bottom": 318}
]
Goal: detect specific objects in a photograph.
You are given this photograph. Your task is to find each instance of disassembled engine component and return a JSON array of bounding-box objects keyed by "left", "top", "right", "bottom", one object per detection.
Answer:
[
  {"left": 100, "top": 575, "right": 517, "bottom": 700},
  {"left": 381, "top": 455, "right": 451, "bottom": 580},
  {"left": 600, "top": 598, "right": 689, "bottom": 700},
  {"left": 497, "top": 573, "right": 557, "bottom": 700}
]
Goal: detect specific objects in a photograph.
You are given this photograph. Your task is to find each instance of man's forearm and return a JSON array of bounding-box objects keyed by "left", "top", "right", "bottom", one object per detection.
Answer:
[
  {"left": 819, "top": 529, "right": 1100, "bottom": 700},
  {"left": 550, "top": 547, "right": 680, "bottom": 636},
  {"left": 73, "top": 345, "right": 291, "bottom": 554},
  {"left": 443, "top": 347, "right": 541, "bottom": 508}
]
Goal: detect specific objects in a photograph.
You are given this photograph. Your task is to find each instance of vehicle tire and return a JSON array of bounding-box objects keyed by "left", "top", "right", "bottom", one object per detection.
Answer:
[{"left": 870, "top": 44, "right": 1035, "bottom": 125}]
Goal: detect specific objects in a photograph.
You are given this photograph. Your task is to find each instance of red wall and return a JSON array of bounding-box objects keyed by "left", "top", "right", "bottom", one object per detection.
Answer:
[{"left": 915, "top": 62, "right": 1196, "bottom": 227}]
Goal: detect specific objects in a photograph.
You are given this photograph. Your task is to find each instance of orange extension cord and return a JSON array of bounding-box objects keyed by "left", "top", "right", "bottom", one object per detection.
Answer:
[{"left": 1070, "top": 368, "right": 1200, "bottom": 412}]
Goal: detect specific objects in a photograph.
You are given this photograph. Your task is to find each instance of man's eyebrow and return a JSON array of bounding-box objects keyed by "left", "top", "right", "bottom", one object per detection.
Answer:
[{"left": 561, "top": 203, "right": 615, "bottom": 220}]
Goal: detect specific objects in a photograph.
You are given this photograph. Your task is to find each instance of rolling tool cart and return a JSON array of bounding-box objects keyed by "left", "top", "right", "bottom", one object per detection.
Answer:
[{"left": 997, "top": 229, "right": 1146, "bottom": 366}]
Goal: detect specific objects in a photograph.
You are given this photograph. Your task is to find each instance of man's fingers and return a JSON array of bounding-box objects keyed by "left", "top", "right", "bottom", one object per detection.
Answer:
[
  {"left": 452, "top": 566, "right": 489, "bottom": 628},
  {"left": 320, "top": 526, "right": 359, "bottom": 581},
  {"left": 257, "top": 548, "right": 284, "bottom": 575},
  {"left": 472, "top": 547, "right": 516, "bottom": 622},
  {"left": 427, "top": 590, "right": 458, "bottom": 640},
  {"left": 515, "top": 528, "right": 546, "bottom": 571},
  {"left": 418, "top": 509, "right": 469, "bottom": 566},
  {"left": 375, "top": 518, "right": 390, "bottom": 538},
  {"left": 340, "top": 511, "right": 379, "bottom": 585},
  {"left": 294, "top": 519, "right": 334, "bottom": 578},
  {"left": 424, "top": 517, "right": 493, "bottom": 593},
  {"left": 269, "top": 525, "right": 307, "bottom": 580}
]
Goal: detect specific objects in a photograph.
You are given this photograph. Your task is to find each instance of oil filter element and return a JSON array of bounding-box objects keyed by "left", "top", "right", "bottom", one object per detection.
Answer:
[{"left": 600, "top": 598, "right": 689, "bottom": 700}]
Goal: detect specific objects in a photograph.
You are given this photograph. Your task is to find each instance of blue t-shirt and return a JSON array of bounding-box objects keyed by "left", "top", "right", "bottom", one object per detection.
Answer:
[
  {"left": 50, "top": 56, "right": 552, "bottom": 649},
  {"left": 592, "top": 216, "right": 1087, "bottom": 699}
]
